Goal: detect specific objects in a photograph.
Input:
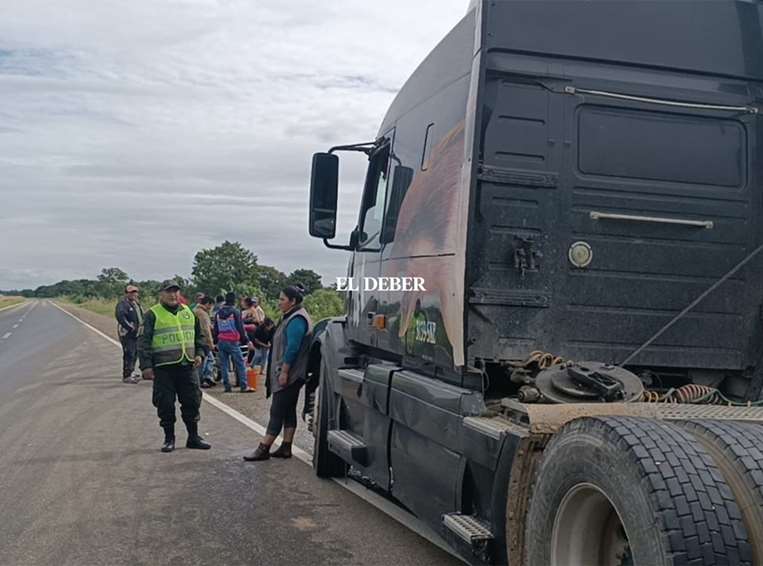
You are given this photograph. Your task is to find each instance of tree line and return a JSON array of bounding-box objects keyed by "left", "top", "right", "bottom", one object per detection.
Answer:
[{"left": 1, "top": 241, "right": 345, "bottom": 321}]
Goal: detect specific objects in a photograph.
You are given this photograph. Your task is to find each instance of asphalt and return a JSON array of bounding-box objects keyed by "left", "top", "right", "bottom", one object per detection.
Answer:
[{"left": 0, "top": 300, "right": 460, "bottom": 566}]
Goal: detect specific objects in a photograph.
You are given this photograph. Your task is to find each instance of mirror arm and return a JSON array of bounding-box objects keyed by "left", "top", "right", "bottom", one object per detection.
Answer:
[
  {"left": 322, "top": 238, "right": 355, "bottom": 251},
  {"left": 329, "top": 141, "right": 378, "bottom": 156}
]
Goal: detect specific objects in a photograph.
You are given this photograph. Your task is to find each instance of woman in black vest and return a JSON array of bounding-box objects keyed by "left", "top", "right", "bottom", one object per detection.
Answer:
[{"left": 245, "top": 285, "right": 313, "bottom": 461}]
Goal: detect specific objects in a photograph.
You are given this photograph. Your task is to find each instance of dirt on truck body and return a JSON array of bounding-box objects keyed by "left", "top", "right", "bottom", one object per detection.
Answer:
[{"left": 305, "top": 1, "right": 763, "bottom": 565}]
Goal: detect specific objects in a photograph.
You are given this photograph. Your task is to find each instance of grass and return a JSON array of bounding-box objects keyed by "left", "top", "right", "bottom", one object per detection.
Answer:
[
  {"left": 0, "top": 296, "right": 25, "bottom": 310},
  {"left": 60, "top": 297, "right": 118, "bottom": 317}
]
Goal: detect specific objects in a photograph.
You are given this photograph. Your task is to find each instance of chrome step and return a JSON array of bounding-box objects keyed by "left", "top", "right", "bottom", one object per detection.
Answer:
[
  {"left": 442, "top": 513, "right": 494, "bottom": 545},
  {"left": 327, "top": 430, "right": 368, "bottom": 467},
  {"left": 463, "top": 416, "right": 517, "bottom": 439}
]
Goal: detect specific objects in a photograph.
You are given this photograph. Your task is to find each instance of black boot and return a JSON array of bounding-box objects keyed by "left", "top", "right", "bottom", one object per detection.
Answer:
[
  {"left": 185, "top": 421, "right": 211, "bottom": 450},
  {"left": 243, "top": 443, "right": 271, "bottom": 461},
  {"left": 161, "top": 425, "right": 175, "bottom": 453},
  {"left": 271, "top": 441, "right": 292, "bottom": 459}
]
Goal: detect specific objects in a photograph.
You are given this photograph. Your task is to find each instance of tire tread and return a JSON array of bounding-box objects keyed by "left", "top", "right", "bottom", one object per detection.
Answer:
[
  {"left": 679, "top": 420, "right": 763, "bottom": 563},
  {"left": 598, "top": 417, "right": 750, "bottom": 566}
]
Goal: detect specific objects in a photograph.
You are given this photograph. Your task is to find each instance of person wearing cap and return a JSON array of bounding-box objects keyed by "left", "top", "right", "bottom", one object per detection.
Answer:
[
  {"left": 190, "top": 292, "right": 206, "bottom": 312},
  {"left": 139, "top": 280, "right": 211, "bottom": 453},
  {"left": 115, "top": 284, "right": 144, "bottom": 383}
]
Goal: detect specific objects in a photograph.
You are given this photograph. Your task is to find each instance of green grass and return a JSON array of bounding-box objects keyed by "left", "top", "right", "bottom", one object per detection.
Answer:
[
  {"left": 60, "top": 297, "right": 117, "bottom": 317},
  {"left": 0, "top": 296, "right": 25, "bottom": 309}
]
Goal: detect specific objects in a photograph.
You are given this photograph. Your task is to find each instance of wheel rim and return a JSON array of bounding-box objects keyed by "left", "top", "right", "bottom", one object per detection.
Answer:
[{"left": 551, "top": 482, "right": 632, "bottom": 566}]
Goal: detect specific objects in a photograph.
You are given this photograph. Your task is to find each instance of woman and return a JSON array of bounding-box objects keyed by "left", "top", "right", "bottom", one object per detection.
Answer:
[
  {"left": 244, "top": 285, "right": 312, "bottom": 461},
  {"left": 240, "top": 297, "right": 256, "bottom": 324},
  {"left": 240, "top": 297, "right": 259, "bottom": 365}
]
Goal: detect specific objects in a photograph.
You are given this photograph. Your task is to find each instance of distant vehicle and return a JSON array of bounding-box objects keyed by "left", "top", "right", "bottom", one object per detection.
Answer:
[{"left": 305, "top": 2, "right": 763, "bottom": 564}]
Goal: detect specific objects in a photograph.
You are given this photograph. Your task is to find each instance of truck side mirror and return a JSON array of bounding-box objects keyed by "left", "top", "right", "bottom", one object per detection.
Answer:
[{"left": 309, "top": 152, "right": 339, "bottom": 239}]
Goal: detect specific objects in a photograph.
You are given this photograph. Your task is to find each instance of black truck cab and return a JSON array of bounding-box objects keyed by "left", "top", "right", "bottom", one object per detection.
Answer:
[{"left": 307, "top": 2, "right": 763, "bottom": 564}]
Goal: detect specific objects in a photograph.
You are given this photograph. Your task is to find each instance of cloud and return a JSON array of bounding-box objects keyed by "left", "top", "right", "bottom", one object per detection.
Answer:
[{"left": 0, "top": 0, "right": 468, "bottom": 289}]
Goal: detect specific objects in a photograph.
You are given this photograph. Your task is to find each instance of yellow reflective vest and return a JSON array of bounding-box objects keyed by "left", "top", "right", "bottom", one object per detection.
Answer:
[{"left": 150, "top": 304, "right": 196, "bottom": 367}]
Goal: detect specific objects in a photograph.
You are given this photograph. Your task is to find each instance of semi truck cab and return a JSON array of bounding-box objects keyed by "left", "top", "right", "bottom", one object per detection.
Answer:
[{"left": 305, "top": 2, "right": 763, "bottom": 565}]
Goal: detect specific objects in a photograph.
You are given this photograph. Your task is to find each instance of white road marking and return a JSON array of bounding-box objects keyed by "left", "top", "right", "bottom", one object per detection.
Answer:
[
  {"left": 48, "top": 300, "right": 460, "bottom": 562},
  {"left": 2, "top": 332, "right": 11, "bottom": 339},
  {"left": 12, "top": 324, "right": 18, "bottom": 329},
  {"left": 50, "top": 301, "right": 121, "bottom": 347},
  {"left": 202, "top": 394, "right": 311, "bottom": 462}
]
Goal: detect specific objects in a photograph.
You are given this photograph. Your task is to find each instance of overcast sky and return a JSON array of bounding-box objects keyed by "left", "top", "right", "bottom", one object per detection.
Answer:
[{"left": 0, "top": 0, "right": 467, "bottom": 290}]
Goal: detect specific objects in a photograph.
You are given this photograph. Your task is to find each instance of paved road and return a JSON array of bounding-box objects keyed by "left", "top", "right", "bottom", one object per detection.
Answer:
[{"left": 0, "top": 301, "right": 460, "bottom": 566}]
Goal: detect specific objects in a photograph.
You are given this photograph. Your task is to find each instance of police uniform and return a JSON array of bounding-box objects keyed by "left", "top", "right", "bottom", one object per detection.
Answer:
[{"left": 139, "top": 282, "right": 210, "bottom": 452}]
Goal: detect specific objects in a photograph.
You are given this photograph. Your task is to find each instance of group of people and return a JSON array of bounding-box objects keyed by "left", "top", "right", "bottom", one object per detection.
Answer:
[
  {"left": 115, "top": 280, "right": 313, "bottom": 460},
  {"left": 191, "top": 292, "right": 275, "bottom": 393}
]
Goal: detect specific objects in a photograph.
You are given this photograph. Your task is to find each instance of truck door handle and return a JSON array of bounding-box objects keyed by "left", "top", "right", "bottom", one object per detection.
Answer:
[{"left": 589, "top": 211, "right": 714, "bottom": 229}]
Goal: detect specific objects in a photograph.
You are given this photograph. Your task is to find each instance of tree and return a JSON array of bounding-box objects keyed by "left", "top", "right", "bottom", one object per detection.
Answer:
[
  {"left": 96, "top": 267, "right": 130, "bottom": 298},
  {"left": 191, "top": 241, "right": 260, "bottom": 296},
  {"left": 303, "top": 288, "right": 345, "bottom": 321},
  {"left": 98, "top": 267, "right": 129, "bottom": 283},
  {"left": 286, "top": 269, "right": 323, "bottom": 296},
  {"left": 256, "top": 265, "right": 287, "bottom": 301},
  {"left": 134, "top": 279, "right": 161, "bottom": 306}
]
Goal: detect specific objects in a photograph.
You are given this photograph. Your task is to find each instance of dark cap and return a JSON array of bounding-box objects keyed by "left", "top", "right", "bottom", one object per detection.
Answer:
[{"left": 159, "top": 279, "right": 181, "bottom": 292}]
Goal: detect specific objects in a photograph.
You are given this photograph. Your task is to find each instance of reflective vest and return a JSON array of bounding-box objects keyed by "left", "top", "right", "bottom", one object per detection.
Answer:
[{"left": 150, "top": 304, "right": 196, "bottom": 367}]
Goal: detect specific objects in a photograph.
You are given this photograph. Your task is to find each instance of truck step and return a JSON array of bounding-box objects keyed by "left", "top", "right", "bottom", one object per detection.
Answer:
[
  {"left": 442, "top": 513, "right": 494, "bottom": 545},
  {"left": 327, "top": 430, "right": 368, "bottom": 467}
]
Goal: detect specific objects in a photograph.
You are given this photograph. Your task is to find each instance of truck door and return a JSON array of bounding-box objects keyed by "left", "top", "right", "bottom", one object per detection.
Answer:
[
  {"left": 346, "top": 137, "right": 392, "bottom": 342},
  {"left": 333, "top": 138, "right": 394, "bottom": 489}
]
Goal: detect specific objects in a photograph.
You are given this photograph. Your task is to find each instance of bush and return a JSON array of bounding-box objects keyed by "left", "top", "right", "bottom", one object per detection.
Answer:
[{"left": 303, "top": 288, "right": 345, "bottom": 321}]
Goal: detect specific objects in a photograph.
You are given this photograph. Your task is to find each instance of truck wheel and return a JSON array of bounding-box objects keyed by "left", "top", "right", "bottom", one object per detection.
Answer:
[
  {"left": 312, "top": 360, "right": 346, "bottom": 478},
  {"left": 679, "top": 420, "right": 763, "bottom": 565},
  {"left": 525, "top": 417, "right": 752, "bottom": 566}
]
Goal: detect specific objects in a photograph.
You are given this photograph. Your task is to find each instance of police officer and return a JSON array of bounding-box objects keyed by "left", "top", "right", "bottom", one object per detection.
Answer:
[{"left": 139, "top": 280, "right": 211, "bottom": 453}]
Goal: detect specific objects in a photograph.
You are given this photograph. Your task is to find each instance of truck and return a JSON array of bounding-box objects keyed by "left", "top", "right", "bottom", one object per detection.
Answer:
[{"left": 304, "top": 1, "right": 763, "bottom": 564}]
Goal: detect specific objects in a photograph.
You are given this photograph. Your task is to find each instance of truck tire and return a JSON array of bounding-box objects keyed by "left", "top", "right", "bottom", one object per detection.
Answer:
[
  {"left": 678, "top": 420, "right": 763, "bottom": 565},
  {"left": 312, "top": 359, "right": 346, "bottom": 478},
  {"left": 525, "top": 417, "right": 752, "bottom": 566}
]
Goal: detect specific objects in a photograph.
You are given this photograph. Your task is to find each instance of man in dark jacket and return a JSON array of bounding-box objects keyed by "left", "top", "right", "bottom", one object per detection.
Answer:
[
  {"left": 213, "top": 292, "right": 254, "bottom": 393},
  {"left": 115, "top": 284, "right": 143, "bottom": 383},
  {"left": 139, "top": 280, "right": 211, "bottom": 453}
]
